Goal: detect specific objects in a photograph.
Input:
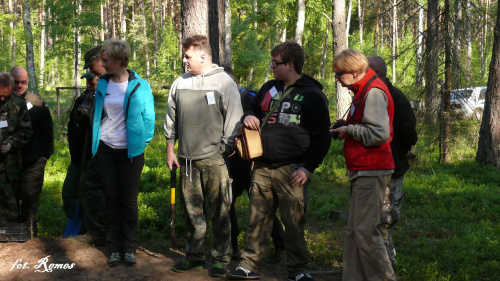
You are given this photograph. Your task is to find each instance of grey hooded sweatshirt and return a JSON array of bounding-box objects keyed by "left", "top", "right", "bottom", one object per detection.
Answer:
[{"left": 164, "top": 66, "right": 243, "bottom": 160}]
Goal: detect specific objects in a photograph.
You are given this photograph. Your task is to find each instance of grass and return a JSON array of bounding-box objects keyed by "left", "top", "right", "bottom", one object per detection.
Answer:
[{"left": 36, "top": 90, "right": 500, "bottom": 280}]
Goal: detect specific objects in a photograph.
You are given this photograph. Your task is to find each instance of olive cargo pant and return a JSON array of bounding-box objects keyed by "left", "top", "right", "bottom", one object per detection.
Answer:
[{"left": 239, "top": 162, "right": 310, "bottom": 278}]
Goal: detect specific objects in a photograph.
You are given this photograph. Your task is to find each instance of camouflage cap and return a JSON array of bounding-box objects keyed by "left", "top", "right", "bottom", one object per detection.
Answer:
[
  {"left": 83, "top": 45, "right": 102, "bottom": 69},
  {"left": 81, "top": 72, "right": 96, "bottom": 80}
]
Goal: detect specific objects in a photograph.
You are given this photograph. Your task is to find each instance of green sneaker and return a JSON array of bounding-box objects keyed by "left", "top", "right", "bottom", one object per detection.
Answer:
[
  {"left": 210, "top": 263, "right": 228, "bottom": 277},
  {"left": 172, "top": 259, "right": 204, "bottom": 273}
]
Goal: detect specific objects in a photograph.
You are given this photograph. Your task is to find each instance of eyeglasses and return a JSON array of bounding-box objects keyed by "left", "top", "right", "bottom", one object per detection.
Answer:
[
  {"left": 271, "top": 60, "right": 289, "bottom": 68},
  {"left": 14, "top": 80, "right": 28, "bottom": 85},
  {"left": 335, "top": 71, "right": 345, "bottom": 78}
]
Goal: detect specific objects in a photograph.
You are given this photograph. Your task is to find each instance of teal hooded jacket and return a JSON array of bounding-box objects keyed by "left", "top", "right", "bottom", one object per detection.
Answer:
[{"left": 92, "top": 70, "right": 155, "bottom": 159}]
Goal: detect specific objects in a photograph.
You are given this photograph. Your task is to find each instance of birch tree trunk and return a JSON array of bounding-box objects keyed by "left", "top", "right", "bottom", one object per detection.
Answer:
[
  {"left": 392, "top": 0, "right": 397, "bottom": 83},
  {"left": 358, "top": 0, "right": 365, "bottom": 50},
  {"left": 321, "top": 24, "right": 328, "bottom": 79},
  {"left": 424, "top": 0, "right": 439, "bottom": 123},
  {"left": 452, "top": 0, "right": 462, "bottom": 87},
  {"left": 374, "top": 0, "right": 381, "bottom": 54},
  {"left": 22, "top": 0, "right": 38, "bottom": 95},
  {"left": 477, "top": 0, "right": 500, "bottom": 167},
  {"left": 10, "top": 0, "right": 17, "bottom": 67},
  {"left": 224, "top": 0, "right": 232, "bottom": 66},
  {"left": 100, "top": 2, "right": 105, "bottom": 41},
  {"left": 247, "top": 0, "right": 258, "bottom": 86},
  {"left": 332, "top": 0, "right": 350, "bottom": 119},
  {"left": 294, "top": 0, "right": 305, "bottom": 45},
  {"left": 151, "top": 0, "right": 158, "bottom": 66},
  {"left": 121, "top": 0, "right": 126, "bottom": 39},
  {"left": 40, "top": 0, "right": 45, "bottom": 87},
  {"left": 466, "top": 0, "right": 472, "bottom": 74},
  {"left": 442, "top": 0, "right": 451, "bottom": 163},
  {"left": 416, "top": 0, "right": 424, "bottom": 86},
  {"left": 346, "top": 0, "right": 352, "bottom": 48},
  {"left": 140, "top": 0, "right": 150, "bottom": 76},
  {"left": 73, "top": 0, "right": 82, "bottom": 91}
]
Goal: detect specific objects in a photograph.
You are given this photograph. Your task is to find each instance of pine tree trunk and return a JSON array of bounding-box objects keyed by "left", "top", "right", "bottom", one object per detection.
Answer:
[
  {"left": 181, "top": 0, "right": 208, "bottom": 39},
  {"left": 294, "top": 0, "right": 305, "bottom": 45},
  {"left": 73, "top": 0, "right": 82, "bottom": 93},
  {"left": 22, "top": 0, "right": 38, "bottom": 95},
  {"left": 208, "top": 0, "right": 225, "bottom": 65},
  {"left": 332, "top": 0, "right": 350, "bottom": 119},
  {"left": 476, "top": 0, "right": 500, "bottom": 167},
  {"left": 100, "top": 2, "right": 105, "bottom": 41}
]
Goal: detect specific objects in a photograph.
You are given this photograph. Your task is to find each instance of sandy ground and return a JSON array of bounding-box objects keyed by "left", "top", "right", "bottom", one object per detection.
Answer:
[{"left": 0, "top": 237, "right": 342, "bottom": 281}]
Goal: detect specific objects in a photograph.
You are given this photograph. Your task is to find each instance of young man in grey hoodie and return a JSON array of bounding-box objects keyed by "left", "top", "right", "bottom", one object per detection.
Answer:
[{"left": 164, "top": 34, "right": 243, "bottom": 277}]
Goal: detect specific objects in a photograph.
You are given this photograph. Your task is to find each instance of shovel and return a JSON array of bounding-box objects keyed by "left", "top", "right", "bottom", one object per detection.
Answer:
[{"left": 169, "top": 166, "right": 177, "bottom": 248}]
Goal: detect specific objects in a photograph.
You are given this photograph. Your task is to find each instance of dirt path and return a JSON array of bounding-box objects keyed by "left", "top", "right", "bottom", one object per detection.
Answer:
[{"left": 0, "top": 237, "right": 341, "bottom": 281}]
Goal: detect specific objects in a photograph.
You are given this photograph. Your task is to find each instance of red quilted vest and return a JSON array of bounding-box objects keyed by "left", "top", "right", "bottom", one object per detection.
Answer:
[{"left": 343, "top": 68, "right": 395, "bottom": 171}]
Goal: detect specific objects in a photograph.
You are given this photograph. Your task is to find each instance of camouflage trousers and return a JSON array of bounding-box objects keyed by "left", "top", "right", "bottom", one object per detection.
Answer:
[
  {"left": 0, "top": 170, "right": 18, "bottom": 221},
  {"left": 179, "top": 152, "right": 232, "bottom": 265},
  {"left": 17, "top": 157, "right": 47, "bottom": 222},
  {"left": 378, "top": 175, "right": 405, "bottom": 265}
]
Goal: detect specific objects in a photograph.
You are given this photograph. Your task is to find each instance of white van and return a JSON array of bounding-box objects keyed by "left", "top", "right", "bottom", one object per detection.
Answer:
[{"left": 450, "top": 86, "right": 487, "bottom": 120}]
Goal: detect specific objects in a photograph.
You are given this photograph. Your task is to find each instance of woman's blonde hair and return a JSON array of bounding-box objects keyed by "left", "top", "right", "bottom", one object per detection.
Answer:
[
  {"left": 332, "top": 48, "right": 369, "bottom": 75},
  {"left": 101, "top": 39, "right": 131, "bottom": 67}
]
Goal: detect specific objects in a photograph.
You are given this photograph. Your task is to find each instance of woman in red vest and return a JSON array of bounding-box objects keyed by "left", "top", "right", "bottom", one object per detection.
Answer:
[{"left": 330, "top": 49, "right": 396, "bottom": 281}]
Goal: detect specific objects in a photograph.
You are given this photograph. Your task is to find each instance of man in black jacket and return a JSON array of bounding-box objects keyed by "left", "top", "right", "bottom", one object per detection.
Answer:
[
  {"left": 368, "top": 56, "right": 418, "bottom": 265},
  {"left": 227, "top": 41, "right": 331, "bottom": 281},
  {"left": 62, "top": 45, "right": 106, "bottom": 244},
  {"left": 10, "top": 66, "right": 54, "bottom": 236}
]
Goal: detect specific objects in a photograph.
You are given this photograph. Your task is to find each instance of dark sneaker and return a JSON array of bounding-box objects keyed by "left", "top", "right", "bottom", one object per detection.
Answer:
[
  {"left": 172, "top": 259, "right": 204, "bottom": 272},
  {"left": 288, "top": 272, "right": 315, "bottom": 281},
  {"left": 264, "top": 248, "right": 286, "bottom": 264},
  {"left": 210, "top": 263, "right": 228, "bottom": 277},
  {"left": 107, "top": 252, "right": 122, "bottom": 267},
  {"left": 123, "top": 253, "right": 136, "bottom": 266},
  {"left": 226, "top": 266, "right": 261, "bottom": 280}
]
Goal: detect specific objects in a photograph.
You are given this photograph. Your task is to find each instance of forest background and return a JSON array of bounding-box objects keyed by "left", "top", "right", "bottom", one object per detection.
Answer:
[{"left": 0, "top": 0, "right": 499, "bottom": 280}]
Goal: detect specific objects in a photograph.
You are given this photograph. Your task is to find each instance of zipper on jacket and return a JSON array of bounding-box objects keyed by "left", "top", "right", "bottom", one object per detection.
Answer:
[
  {"left": 125, "top": 82, "right": 141, "bottom": 121},
  {"left": 125, "top": 82, "right": 141, "bottom": 159}
]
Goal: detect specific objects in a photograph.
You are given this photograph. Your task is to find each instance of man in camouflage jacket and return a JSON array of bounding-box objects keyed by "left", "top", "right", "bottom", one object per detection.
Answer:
[{"left": 0, "top": 72, "right": 32, "bottom": 224}]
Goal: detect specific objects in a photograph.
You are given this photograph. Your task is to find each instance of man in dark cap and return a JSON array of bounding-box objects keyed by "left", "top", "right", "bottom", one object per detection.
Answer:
[
  {"left": 62, "top": 46, "right": 106, "bottom": 244},
  {"left": 84, "top": 45, "right": 105, "bottom": 77}
]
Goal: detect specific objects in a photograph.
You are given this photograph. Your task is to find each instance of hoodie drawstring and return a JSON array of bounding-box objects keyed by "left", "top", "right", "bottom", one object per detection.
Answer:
[{"left": 185, "top": 158, "right": 193, "bottom": 181}]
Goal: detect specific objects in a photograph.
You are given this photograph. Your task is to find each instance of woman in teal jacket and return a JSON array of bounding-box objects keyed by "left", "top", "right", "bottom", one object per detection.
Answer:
[{"left": 92, "top": 39, "right": 155, "bottom": 267}]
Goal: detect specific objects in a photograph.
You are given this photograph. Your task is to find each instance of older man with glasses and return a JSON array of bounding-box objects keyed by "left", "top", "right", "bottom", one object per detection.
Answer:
[{"left": 10, "top": 66, "right": 53, "bottom": 237}]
